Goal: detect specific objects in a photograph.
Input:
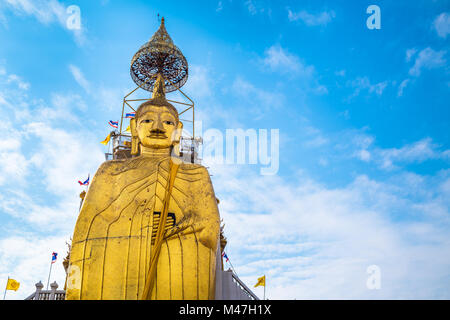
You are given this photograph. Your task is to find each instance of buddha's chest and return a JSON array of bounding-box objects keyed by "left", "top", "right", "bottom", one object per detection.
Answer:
[{"left": 118, "top": 168, "right": 192, "bottom": 234}]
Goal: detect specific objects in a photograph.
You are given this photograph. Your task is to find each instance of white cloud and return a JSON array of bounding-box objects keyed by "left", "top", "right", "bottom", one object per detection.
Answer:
[
  {"left": 7, "top": 74, "right": 30, "bottom": 90},
  {"left": 335, "top": 69, "right": 346, "bottom": 77},
  {"left": 0, "top": 65, "right": 105, "bottom": 301},
  {"left": 259, "top": 45, "right": 327, "bottom": 94},
  {"left": 262, "top": 45, "right": 313, "bottom": 76},
  {"left": 4, "top": 0, "right": 65, "bottom": 25},
  {"left": 244, "top": 0, "right": 260, "bottom": 15},
  {"left": 0, "top": 235, "right": 70, "bottom": 300},
  {"left": 397, "top": 78, "right": 410, "bottom": 97},
  {"left": 377, "top": 138, "right": 449, "bottom": 170},
  {"left": 408, "top": 47, "right": 446, "bottom": 77},
  {"left": 67, "top": 64, "right": 129, "bottom": 112},
  {"left": 24, "top": 121, "right": 104, "bottom": 197},
  {"left": 183, "top": 65, "right": 212, "bottom": 99},
  {"left": 69, "top": 64, "right": 90, "bottom": 93},
  {"left": 433, "top": 12, "right": 450, "bottom": 38},
  {"left": 231, "top": 76, "right": 284, "bottom": 112},
  {"left": 2, "top": 0, "right": 86, "bottom": 45},
  {"left": 405, "top": 48, "right": 417, "bottom": 62},
  {"left": 357, "top": 149, "right": 371, "bottom": 162},
  {"left": 303, "top": 125, "right": 329, "bottom": 148},
  {"left": 348, "top": 76, "right": 388, "bottom": 98},
  {"left": 216, "top": 0, "right": 223, "bottom": 12},
  {"left": 288, "top": 9, "right": 335, "bottom": 26},
  {"left": 350, "top": 134, "right": 450, "bottom": 171},
  {"left": 206, "top": 161, "right": 450, "bottom": 299}
]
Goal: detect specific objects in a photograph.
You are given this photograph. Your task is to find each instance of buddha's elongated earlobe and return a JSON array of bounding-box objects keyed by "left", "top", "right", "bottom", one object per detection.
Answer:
[
  {"left": 130, "top": 118, "right": 140, "bottom": 155},
  {"left": 173, "top": 121, "right": 183, "bottom": 144},
  {"left": 171, "top": 121, "right": 183, "bottom": 158}
]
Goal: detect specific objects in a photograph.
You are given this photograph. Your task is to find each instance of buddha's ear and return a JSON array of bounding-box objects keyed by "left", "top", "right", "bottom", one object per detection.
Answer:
[
  {"left": 172, "top": 121, "right": 183, "bottom": 143},
  {"left": 170, "top": 121, "right": 184, "bottom": 161},
  {"left": 130, "top": 117, "right": 137, "bottom": 135},
  {"left": 130, "top": 118, "right": 140, "bottom": 155}
]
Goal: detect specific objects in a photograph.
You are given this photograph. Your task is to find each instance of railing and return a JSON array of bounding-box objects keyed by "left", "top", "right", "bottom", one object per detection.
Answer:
[
  {"left": 25, "top": 281, "right": 65, "bottom": 300},
  {"left": 217, "top": 270, "right": 259, "bottom": 300},
  {"left": 25, "top": 271, "right": 258, "bottom": 300}
]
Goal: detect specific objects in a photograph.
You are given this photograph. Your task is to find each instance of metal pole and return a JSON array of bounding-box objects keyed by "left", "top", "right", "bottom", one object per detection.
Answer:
[
  {"left": 3, "top": 276, "right": 8, "bottom": 300},
  {"left": 46, "top": 261, "right": 53, "bottom": 290},
  {"left": 264, "top": 281, "right": 266, "bottom": 300}
]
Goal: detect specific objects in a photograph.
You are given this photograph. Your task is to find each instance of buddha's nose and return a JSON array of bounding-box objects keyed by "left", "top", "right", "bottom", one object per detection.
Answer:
[{"left": 150, "top": 118, "right": 166, "bottom": 133}]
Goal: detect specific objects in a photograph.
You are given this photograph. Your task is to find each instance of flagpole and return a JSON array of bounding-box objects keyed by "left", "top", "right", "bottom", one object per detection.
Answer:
[
  {"left": 46, "top": 259, "right": 53, "bottom": 290},
  {"left": 3, "top": 276, "right": 8, "bottom": 300},
  {"left": 264, "top": 277, "right": 266, "bottom": 300}
]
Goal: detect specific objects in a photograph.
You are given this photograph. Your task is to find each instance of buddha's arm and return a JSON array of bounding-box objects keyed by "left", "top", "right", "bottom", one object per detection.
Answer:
[{"left": 165, "top": 166, "right": 220, "bottom": 250}]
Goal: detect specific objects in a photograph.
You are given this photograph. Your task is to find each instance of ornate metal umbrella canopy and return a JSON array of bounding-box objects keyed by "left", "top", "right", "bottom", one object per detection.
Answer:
[{"left": 130, "top": 17, "right": 188, "bottom": 92}]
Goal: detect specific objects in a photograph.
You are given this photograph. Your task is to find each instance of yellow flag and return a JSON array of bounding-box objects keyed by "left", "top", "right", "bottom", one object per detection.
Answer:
[
  {"left": 254, "top": 275, "right": 265, "bottom": 288},
  {"left": 126, "top": 125, "right": 131, "bottom": 132},
  {"left": 6, "top": 278, "right": 20, "bottom": 291},
  {"left": 100, "top": 133, "right": 111, "bottom": 145}
]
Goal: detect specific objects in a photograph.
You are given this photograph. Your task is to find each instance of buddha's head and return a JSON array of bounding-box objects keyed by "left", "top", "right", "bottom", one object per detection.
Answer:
[{"left": 130, "top": 74, "right": 183, "bottom": 154}]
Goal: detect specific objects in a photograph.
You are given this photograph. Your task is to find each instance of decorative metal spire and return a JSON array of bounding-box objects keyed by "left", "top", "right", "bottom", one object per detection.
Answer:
[
  {"left": 130, "top": 17, "right": 188, "bottom": 93},
  {"left": 149, "top": 73, "right": 168, "bottom": 106}
]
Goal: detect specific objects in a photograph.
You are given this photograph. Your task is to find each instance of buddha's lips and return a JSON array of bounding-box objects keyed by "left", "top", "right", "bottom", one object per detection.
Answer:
[{"left": 148, "top": 134, "right": 167, "bottom": 139}]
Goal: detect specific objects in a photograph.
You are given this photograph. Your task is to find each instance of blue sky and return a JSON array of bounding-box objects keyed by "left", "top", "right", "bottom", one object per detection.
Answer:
[{"left": 0, "top": 0, "right": 449, "bottom": 299}]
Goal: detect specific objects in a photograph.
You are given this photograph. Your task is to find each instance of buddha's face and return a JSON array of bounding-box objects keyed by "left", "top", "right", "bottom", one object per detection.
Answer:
[{"left": 136, "top": 105, "right": 181, "bottom": 149}]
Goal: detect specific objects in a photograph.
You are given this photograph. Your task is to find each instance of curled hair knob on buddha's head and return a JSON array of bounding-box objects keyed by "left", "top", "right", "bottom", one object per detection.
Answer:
[{"left": 136, "top": 73, "right": 179, "bottom": 121}]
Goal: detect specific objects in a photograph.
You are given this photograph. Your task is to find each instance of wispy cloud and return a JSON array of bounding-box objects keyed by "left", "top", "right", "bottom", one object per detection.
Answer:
[
  {"left": 433, "top": 12, "right": 450, "bottom": 39},
  {"left": 408, "top": 47, "right": 446, "bottom": 77},
  {"left": 351, "top": 134, "right": 450, "bottom": 171},
  {"left": 347, "top": 76, "right": 388, "bottom": 99},
  {"left": 231, "top": 76, "right": 284, "bottom": 112},
  {"left": 1, "top": 0, "right": 86, "bottom": 45},
  {"left": 376, "top": 138, "right": 449, "bottom": 170},
  {"left": 206, "top": 161, "right": 450, "bottom": 299},
  {"left": 261, "top": 44, "right": 314, "bottom": 77},
  {"left": 405, "top": 48, "right": 417, "bottom": 62},
  {"left": 216, "top": 1, "right": 223, "bottom": 12},
  {"left": 0, "top": 66, "right": 30, "bottom": 91},
  {"left": 259, "top": 44, "right": 327, "bottom": 94},
  {"left": 69, "top": 64, "right": 90, "bottom": 94},
  {"left": 0, "top": 63, "right": 105, "bottom": 298},
  {"left": 68, "top": 64, "right": 128, "bottom": 111},
  {"left": 397, "top": 78, "right": 410, "bottom": 97},
  {"left": 287, "top": 9, "right": 335, "bottom": 26}
]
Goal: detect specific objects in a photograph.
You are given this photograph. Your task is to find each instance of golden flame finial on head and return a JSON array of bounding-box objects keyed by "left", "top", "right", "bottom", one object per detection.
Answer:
[
  {"left": 135, "top": 73, "right": 179, "bottom": 121},
  {"left": 152, "top": 73, "right": 166, "bottom": 101}
]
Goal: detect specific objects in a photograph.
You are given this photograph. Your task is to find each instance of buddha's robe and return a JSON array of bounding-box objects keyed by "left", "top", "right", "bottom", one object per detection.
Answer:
[{"left": 66, "top": 155, "right": 220, "bottom": 300}]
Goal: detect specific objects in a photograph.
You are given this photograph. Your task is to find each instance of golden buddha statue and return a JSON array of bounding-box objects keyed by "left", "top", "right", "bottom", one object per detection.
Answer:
[
  {"left": 66, "top": 17, "right": 221, "bottom": 300},
  {"left": 66, "top": 72, "right": 220, "bottom": 299}
]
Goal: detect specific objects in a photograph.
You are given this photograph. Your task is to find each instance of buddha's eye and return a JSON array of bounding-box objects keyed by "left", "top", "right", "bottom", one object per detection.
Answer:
[
  {"left": 141, "top": 119, "right": 153, "bottom": 124},
  {"left": 164, "top": 120, "right": 174, "bottom": 125}
]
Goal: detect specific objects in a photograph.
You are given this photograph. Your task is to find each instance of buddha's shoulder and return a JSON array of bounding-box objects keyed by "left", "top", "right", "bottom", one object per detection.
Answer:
[
  {"left": 96, "top": 157, "right": 164, "bottom": 174},
  {"left": 96, "top": 159, "right": 130, "bottom": 173},
  {"left": 177, "top": 162, "right": 212, "bottom": 181},
  {"left": 179, "top": 162, "right": 209, "bottom": 174},
  {"left": 95, "top": 159, "right": 211, "bottom": 179}
]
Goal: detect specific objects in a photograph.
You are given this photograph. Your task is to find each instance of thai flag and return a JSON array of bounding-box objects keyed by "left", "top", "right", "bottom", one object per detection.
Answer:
[
  {"left": 78, "top": 175, "right": 89, "bottom": 186},
  {"left": 125, "top": 112, "right": 136, "bottom": 118},
  {"left": 222, "top": 251, "right": 229, "bottom": 262},
  {"left": 108, "top": 120, "right": 119, "bottom": 128},
  {"left": 51, "top": 252, "right": 58, "bottom": 264}
]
